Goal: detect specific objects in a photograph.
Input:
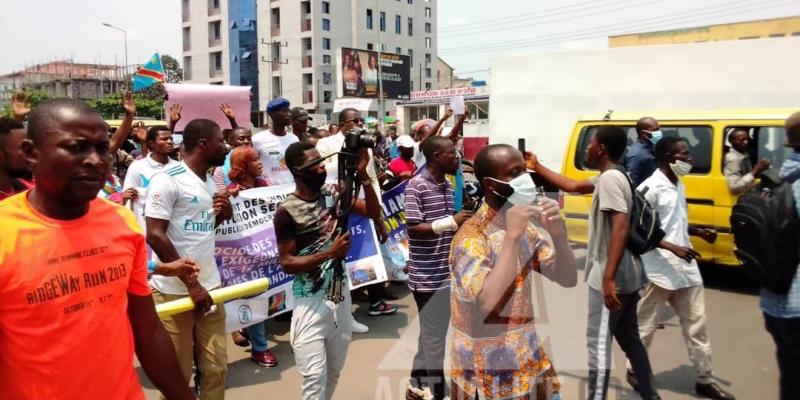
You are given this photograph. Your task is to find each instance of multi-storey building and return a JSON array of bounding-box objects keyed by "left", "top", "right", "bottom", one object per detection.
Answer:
[
  {"left": 0, "top": 61, "right": 128, "bottom": 107},
  {"left": 181, "top": 0, "right": 437, "bottom": 124}
]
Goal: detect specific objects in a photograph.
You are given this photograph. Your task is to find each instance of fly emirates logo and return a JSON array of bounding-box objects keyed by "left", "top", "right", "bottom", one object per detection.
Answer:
[{"left": 183, "top": 210, "right": 215, "bottom": 232}]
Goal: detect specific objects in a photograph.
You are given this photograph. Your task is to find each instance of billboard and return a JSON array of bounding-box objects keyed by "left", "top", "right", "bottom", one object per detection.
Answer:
[{"left": 340, "top": 47, "right": 410, "bottom": 100}]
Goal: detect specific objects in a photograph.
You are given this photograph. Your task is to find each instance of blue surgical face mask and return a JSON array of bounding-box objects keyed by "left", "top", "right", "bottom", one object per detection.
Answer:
[
  {"left": 647, "top": 130, "right": 663, "bottom": 145},
  {"left": 488, "top": 173, "right": 538, "bottom": 206}
]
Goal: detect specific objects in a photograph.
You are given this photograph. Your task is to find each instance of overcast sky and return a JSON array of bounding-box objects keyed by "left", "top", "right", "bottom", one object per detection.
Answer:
[{"left": 2, "top": 0, "right": 799, "bottom": 82}]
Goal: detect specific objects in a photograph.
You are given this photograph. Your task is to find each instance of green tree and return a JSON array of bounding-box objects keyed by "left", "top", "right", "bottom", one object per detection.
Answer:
[{"left": 161, "top": 54, "right": 183, "bottom": 83}]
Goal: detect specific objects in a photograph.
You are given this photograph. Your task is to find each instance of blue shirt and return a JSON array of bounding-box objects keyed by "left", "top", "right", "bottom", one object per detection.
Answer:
[
  {"left": 623, "top": 139, "right": 657, "bottom": 187},
  {"left": 760, "top": 150, "right": 800, "bottom": 318},
  {"left": 389, "top": 140, "right": 399, "bottom": 159}
]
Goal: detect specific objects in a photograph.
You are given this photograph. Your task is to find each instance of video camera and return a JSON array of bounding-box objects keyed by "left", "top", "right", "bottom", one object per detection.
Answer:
[{"left": 342, "top": 128, "right": 378, "bottom": 152}]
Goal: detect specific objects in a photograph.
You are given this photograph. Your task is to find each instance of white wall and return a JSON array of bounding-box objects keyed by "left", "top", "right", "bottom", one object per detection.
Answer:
[{"left": 489, "top": 37, "right": 800, "bottom": 171}]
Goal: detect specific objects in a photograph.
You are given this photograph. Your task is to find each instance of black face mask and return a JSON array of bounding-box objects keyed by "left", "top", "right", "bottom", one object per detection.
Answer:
[{"left": 299, "top": 170, "right": 327, "bottom": 190}]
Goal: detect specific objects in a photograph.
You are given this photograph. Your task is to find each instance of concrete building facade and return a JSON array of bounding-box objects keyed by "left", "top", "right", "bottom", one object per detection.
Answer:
[
  {"left": 609, "top": 15, "right": 800, "bottom": 47},
  {"left": 181, "top": 0, "right": 437, "bottom": 124},
  {"left": 0, "top": 61, "right": 127, "bottom": 107}
]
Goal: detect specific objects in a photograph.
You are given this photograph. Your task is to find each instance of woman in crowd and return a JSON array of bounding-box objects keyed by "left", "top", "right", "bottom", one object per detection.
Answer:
[{"left": 227, "top": 146, "right": 277, "bottom": 367}]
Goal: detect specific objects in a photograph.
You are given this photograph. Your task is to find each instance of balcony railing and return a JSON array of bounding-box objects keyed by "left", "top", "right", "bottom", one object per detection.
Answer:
[
  {"left": 302, "top": 55, "right": 312, "bottom": 68},
  {"left": 301, "top": 19, "right": 311, "bottom": 32}
]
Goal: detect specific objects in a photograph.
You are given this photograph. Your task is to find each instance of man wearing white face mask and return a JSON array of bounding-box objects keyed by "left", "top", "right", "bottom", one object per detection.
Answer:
[
  {"left": 449, "top": 144, "right": 577, "bottom": 400},
  {"left": 624, "top": 117, "right": 663, "bottom": 187},
  {"left": 629, "top": 137, "right": 735, "bottom": 400}
]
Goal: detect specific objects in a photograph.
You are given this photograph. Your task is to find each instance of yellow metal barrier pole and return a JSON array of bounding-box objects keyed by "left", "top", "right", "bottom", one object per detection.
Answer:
[{"left": 155, "top": 278, "right": 270, "bottom": 318}]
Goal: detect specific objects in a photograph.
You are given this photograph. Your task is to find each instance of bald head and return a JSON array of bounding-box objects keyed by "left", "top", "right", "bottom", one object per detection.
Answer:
[
  {"left": 635, "top": 117, "right": 659, "bottom": 138},
  {"left": 786, "top": 111, "right": 800, "bottom": 148},
  {"left": 474, "top": 144, "right": 517, "bottom": 182},
  {"left": 27, "top": 99, "right": 104, "bottom": 145}
]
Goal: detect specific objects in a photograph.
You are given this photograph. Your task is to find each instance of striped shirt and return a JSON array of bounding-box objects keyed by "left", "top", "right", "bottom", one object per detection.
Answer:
[{"left": 405, "top": 168, "right": 455, "bottom": 292}]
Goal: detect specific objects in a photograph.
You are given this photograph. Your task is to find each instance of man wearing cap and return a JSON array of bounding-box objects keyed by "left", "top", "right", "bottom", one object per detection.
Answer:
[
  {"left": 291, "top": 107, "right": 312, "bottom": 140},
  {"left": 388, "top": 135, "right": 417, "bottom": 182},
  {"left": 253, "top": 98, "right": 299, "bottom": 186}
]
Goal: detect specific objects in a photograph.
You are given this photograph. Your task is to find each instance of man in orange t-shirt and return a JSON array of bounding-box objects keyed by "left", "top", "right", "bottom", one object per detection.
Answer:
[{"left": 0, "top": 99, "right": 195, "bottom": 400}]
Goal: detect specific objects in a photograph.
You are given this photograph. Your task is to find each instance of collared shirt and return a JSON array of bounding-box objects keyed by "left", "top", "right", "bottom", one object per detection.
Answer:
[
  {"left": 405, "top": 168, "right": 455, "bottom": 292},
  {"left": 449, "top": 202, "right": 560, "bottom": 399},
  {"left": 638, "top": 169, "right": 703, "bottom": 290},
  {"left": 760, "top": 151, "right": 800, "bottom": 318},
  {"left": 723, "top": 148, "right": 755, "bottom": 195},
  {"left": 623, "top": 139, "right": 657, "bottom": 187}
]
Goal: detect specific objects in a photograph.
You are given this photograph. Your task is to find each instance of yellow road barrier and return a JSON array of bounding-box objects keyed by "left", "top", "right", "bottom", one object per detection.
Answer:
[{"left": 155, "top": 278, "right": 270, "bottom": 318}]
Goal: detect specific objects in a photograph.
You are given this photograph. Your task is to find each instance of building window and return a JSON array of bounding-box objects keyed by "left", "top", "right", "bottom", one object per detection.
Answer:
[
  {"left": 425, "top": 37, "right": 431, "bottom": 48},
  {"left": 324, "top": 90, "right": 332, "bottom": 103},
  {"left": 408, "top": 48, "right": 413, "bottom": 63},
  {"left": 769, "top": 33, "right": 785, "bottom": 38},
  {"left": 425, "top": 82, "right": 432, "bottom": 90},
  {"left": 437, "top": 70, "right": 440, "bottom": 83},
  {"left": 425, "top": 68, "right": 431, "bottom": 78},
  {"left": 182, "top": 27, "right": 191, "bottom": 52},
  {"left": 425, "top": 53, "right": 431, "bottom": 64},
  {"left": 323, "top": 72, "right": 332, "bottom": 85},
  {"left": 425, "top": 7, "right": 431, "bottom": 18},
  {"left": 303, "top": 37, "right": 312, "bottom": 50},
  {"left": 408, "top": 0, "right": 413, "bottom": 3},
  {"left": 380, "top": 43, "right": 387, "bottom": 52},
  {"left": 792, "top": 32, "right": 800, "bottom": 36},
  {"left": 408, "top": 17, "right": 413, "bottom": 36},
  {"left": 323, "top": 54, "right": 332, "bottom": 64},
  {"left": 380, "top": 12, "right": 386, "bottom": 32},
  {"left": 322, "top": 18, "right": 330, "bottom": 31},
  {"left": 395, "top": 15, "right": 401, "bottom": 34},
  {"left": 366, "top": 9, "right": 373, "bottom": 30},
  {"left": 367, "top": 42, "right": 374, "bottom": 50},
  {"left": 183, "top": 56, "right": 192, "bottom": 80},
  {"left": 425, "top": 22, "right": 431, "bottom": 34},
  {"left": 395, "top": 47, "right": 402, "bottom": 54},
  {"left": 322, "top": 1, "right": 330, "bottom": 14},
  {"left": 322, "top": 38, "right": 331, "bottom": 50}
]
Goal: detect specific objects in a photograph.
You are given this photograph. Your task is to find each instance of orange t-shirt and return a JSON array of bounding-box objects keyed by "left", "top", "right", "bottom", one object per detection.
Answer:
[{"left": 0, "top": 192, "right": 151, "bottom": 400}]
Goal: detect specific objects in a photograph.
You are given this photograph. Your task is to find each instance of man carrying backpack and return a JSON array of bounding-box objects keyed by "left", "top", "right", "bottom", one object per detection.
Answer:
[
  {"left": 630, "top": 137, "right": 734, "bottom": 400},
  {"left": 530, "top": 125, "right": 660, "bottom": 400},
  {"left": 760, "top": 111, "right": 800, "bottom": 400}
]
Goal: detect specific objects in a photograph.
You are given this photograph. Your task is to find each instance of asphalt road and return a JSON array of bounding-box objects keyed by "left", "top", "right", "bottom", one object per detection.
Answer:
[{"left": 140, "top": 248, "right": 779, "bottom": 399}]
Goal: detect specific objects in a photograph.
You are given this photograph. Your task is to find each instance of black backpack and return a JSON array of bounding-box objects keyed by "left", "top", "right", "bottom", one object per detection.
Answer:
[
  {"left": 613, "top": 166, "right": 666, "bottom": 255},
  {"left": 730, "top": 170, "right": 800, "bottom": 294}
]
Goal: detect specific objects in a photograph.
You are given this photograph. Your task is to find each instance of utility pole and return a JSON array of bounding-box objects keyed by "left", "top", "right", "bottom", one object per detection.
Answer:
[
  {"left": 102, "top": 23, "right": 128, "bottom": 90},
  {"left": 376, "top": 0, "right": 385, "bottom": 131}
]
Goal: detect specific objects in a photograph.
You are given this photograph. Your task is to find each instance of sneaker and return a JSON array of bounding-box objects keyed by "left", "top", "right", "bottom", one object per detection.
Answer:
[
  {"left": 695, "top": 382, "right": 735, "bottom": 400},
  {"left": 352, "top": 318, "right": 370, "bottom": 333},
  {"left": 369, "top": 300, "right": 399, "bottom": 316},
  {"left": 250, "top": 350, "right": 278, "bottom": 367},
  {"left": 232, "top": 330, "right": 250, "bottom": 348}
]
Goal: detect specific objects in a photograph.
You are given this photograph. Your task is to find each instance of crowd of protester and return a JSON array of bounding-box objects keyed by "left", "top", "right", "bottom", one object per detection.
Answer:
[{"left": 0, "top": 91, "right": 798, "bottom": 400}]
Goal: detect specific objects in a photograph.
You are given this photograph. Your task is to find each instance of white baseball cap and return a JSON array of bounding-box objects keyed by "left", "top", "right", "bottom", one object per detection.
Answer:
[{"left": 396, "top": 135, "right": 415, "bottom": 148}]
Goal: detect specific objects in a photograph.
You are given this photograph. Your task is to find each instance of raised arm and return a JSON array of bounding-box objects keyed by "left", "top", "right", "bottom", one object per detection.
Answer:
[
  {"left": 168, "top": 103, "right": 183, "bottom": 133},
  {"left": 220, "top": 103, "right": 238, "bottom": 129},
  {"left": 446, "top": 110, "right": 469, "bottom": 144},
  {"left": 528, "top": 152, "right": 595, "bottom": 194},
  {"left": 418, "top": 109, "right": 454, "bottom": 143},
  {"left": 11, "top": 92, "right": 31, "bottom": 123},
  {"left": 110, "top": 92, "right": 136, "bottom": 153}
]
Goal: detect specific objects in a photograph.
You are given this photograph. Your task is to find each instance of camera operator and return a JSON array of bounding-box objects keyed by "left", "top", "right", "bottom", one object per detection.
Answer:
[
  {"left": 274, "top": 141, "right": 380, "bottom": 400},
  {"left": 316, "top": 109, "right": 400, "bottom": 334}
]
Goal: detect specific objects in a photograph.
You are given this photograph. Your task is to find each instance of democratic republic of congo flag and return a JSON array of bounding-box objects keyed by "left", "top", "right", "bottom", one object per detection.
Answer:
[{"left": 132, "top": 52, "right": 165, "bottom": 91}]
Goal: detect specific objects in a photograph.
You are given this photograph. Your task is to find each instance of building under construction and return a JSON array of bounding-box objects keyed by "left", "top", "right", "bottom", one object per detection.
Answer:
[{"left": 0, "top": 60, "right": 130, "bottom": 106}]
